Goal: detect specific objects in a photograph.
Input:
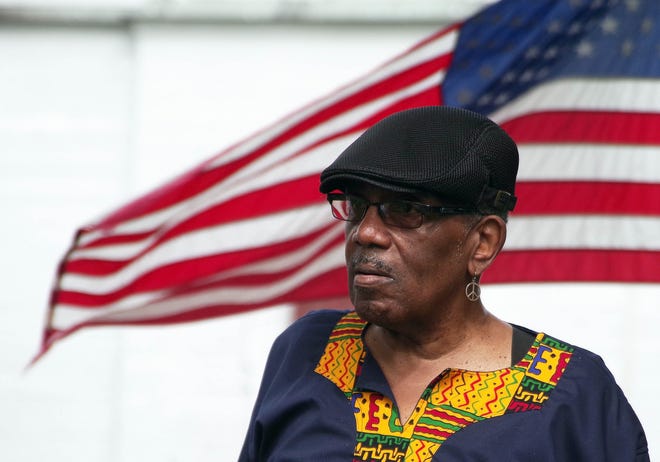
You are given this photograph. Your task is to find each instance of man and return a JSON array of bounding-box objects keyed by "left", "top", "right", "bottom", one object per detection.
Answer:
[{"left": 239, "top": 106, "right": 648, "bottom": 461}]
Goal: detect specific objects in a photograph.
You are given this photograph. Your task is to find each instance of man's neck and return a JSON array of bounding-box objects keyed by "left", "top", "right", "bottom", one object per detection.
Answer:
[
  {"left": 364, "top": 305, "right": 512, "bottom": 372},
  {"left": 362, "top": 305, "right": 513, "bottom": 423}
]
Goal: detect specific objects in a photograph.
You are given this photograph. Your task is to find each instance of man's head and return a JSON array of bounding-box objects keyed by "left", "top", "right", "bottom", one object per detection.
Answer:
[
  {"left": 319, "top": 106, "right": 518, "bottom": 219},
  {"left": 318, "top": 107, "right": 520, "bottom": 329}
]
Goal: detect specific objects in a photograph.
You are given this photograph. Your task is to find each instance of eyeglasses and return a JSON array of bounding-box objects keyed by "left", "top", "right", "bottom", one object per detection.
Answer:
[{"left": 327, "top": 193, "right": 477, "bottom": 229}]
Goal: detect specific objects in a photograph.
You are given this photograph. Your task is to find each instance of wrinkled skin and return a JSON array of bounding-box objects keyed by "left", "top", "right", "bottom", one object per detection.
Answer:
[{"left": 344, "top": 184, "right": 477, "bottom": 339}]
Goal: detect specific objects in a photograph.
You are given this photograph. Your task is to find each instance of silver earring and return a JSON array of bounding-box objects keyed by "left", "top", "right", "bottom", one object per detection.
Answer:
[{"left": 465, "top": 273, "right": 481, "bottom": 302}]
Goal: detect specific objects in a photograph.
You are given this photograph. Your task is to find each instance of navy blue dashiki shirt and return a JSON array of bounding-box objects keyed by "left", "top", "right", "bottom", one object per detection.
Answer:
[{"left": 239, "top": 310, "right": 649, "bottom": 461}]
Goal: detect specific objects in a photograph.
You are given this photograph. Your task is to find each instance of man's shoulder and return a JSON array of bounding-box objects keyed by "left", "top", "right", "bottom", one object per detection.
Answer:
[
  {"left": 513, "top": 324, "right": 619, "bottom": 392},
  {"left": 565, "top": 344, "right": 627, "bottom": 398},
  {"left": 526, "top": 328, "right": 623, "bottom": 395},
  {"left": 529, "top": 330, "right": 649, "bottom": 459}
]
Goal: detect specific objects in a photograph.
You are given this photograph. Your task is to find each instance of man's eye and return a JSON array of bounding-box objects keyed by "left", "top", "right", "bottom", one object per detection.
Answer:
[
  {"left": 345, "top": 198, "right": 366, "bottom": 214},
  {"left": 387, "top": 201, "right": 416, "bottom": 215}
]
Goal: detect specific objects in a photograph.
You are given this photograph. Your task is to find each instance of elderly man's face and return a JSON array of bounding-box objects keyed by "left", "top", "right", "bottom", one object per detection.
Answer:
[{"left": 344, "top": 184, "right": 473, "bottom": 331}]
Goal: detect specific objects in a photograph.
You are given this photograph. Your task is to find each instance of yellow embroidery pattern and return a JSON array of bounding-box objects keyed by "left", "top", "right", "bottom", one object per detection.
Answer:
[{"left": 315, "top": 312, "right": 573, "bottom": 461}]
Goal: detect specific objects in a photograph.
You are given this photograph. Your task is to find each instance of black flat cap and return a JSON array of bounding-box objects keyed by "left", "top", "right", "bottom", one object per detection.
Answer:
[{"left": 319, "top": 106, "right": 518, "bottom": 214}]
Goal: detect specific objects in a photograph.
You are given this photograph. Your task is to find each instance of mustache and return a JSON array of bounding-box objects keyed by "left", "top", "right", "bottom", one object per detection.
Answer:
[{"left": 349, "top": 254, "right": 394, "bottom": 275}]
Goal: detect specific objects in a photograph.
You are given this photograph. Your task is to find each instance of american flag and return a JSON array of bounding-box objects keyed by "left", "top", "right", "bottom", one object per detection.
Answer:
[{"left": 35, "top": 0, "right": 660, "bottom": 361}]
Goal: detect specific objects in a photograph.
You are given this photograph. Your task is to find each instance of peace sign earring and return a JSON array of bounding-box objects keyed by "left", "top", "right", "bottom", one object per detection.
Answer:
[{"left": 465, "top": 273, "right": 481, "bottom": 302}]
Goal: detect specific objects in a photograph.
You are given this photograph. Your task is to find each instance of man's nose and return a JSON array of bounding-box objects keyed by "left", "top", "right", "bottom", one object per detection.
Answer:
[{"left": 351, "top": 204, "right": 390, "bottom": 247}]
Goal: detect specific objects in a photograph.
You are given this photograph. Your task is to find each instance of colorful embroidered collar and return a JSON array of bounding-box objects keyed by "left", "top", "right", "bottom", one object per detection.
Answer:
[{"left": 315, "top": 311, "right": 574, "bottom": 462}]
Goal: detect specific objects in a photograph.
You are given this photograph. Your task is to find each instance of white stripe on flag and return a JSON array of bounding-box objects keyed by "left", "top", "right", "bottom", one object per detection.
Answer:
[
  {"left": 507, "top": 215, "right": 660, "bottom": 250},
  {"left": 62, "top": 203, "right": 333, "bottom": 293},
  {"left": 490, "top": 78, "right": 660, "bottom": 124},
  {"left": 517, "top": 144, "right": 660, "bottom": 182},
  {"left": 52, "top": 242, "right": 346, "bottom": 329}
]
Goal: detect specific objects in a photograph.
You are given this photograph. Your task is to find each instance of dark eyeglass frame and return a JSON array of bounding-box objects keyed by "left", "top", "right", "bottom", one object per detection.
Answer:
[{"left": 327, "top": 193, "right": 477, "bottom": 229}]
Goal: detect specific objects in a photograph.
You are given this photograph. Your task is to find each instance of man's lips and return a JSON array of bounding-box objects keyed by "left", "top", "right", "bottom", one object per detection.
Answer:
[{"left": 351, "top": 262, "right": 394, "bottom": 287}]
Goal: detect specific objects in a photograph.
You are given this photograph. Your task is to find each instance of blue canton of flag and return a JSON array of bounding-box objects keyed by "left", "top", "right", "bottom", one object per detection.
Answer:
[{"left": 445, "top": 0, "right": 660, "bottom": 112}]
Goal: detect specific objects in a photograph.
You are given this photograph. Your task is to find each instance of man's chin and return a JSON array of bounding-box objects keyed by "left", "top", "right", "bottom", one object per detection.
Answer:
[{"left": 353, "top": 301, "right": 401, "bottom": 327}]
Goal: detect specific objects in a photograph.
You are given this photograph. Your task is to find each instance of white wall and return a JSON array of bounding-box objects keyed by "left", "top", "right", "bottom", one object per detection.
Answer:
[{"left": 1, "top": 23, "right": 657, "bottom": 461}]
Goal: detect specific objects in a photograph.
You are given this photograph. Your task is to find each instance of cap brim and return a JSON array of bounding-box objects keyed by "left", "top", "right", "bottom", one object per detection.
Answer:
[{"left": 319, "top": 172, "right": 428, "bottom": 195}]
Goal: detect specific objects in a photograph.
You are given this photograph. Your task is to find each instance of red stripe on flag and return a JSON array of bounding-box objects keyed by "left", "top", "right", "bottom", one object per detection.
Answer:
[
  {"left": 32, "top": 269, "right": 351, "bottom": 366},
  {"left": 78, "top": 174, "right": 325, "bottom": 251},
  {"left": 57, "top": 225, "right": 344, "bottom": 305},
  {"left": 513, "top": 181, "right": 660, "bottom": 215},
  {"left": 501, "top": 111, "right": 660, "bottom": 144},
  {"left": 487, "top": 249, "right": 660, "bottom": 283}
]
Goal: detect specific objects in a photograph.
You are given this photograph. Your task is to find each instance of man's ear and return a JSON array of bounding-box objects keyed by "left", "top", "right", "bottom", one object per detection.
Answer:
[{"left": 468, "top": 215, "right": 507, "bottom": 276}]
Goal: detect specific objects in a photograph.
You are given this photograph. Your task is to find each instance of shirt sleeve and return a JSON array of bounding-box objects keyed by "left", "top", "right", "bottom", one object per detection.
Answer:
[
  {"left": 237, "top": 309, "right": 348, "bottom": 462},
  {"left": 237, "top": 331, "right": 286, "bottom": 462},
  {"left": 546, "top": 351, "right": 649, "bottom": 462}
]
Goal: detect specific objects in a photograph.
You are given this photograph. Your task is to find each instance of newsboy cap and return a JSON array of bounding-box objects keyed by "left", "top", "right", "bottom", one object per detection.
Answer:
[{"left": 319, "top": 106, "right": 518, "bottom": 214}]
